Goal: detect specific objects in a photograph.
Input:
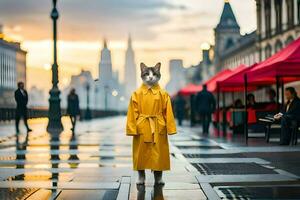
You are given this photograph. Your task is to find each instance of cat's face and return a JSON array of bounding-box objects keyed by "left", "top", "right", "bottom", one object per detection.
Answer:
[{"left": 140, "top": 62, "right": 161, "bottom": 86}]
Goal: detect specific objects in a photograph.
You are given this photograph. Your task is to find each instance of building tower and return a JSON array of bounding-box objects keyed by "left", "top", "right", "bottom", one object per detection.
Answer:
[
  {"left": 99, "top": 39, "right": 113, "bottom": 85},
  {"left": 124, "top": 35, "right": 137, "bottom": 98},
  {"left": 214, "top": 1, "right": 241, "bottom": 72}
]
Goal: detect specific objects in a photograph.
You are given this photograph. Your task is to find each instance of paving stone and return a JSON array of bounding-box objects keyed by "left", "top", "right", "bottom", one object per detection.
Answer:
[
  {"left": 56, "top": 190, "right": 118, "bottom": 200},
  {"left": 192, "top": 163, "right": 278, "bottom": 175},
  {"left": 183, "top": 153, "right": 245, "bottom": 158},
  {"left": 215, "top": 185, "right": 300, "bottom": 199},
  {"left": 2, "top": 116, "right": 300, "bottom": 200},
  {"left": 0, "top": 188, "right": 38, "bottom": 200}
]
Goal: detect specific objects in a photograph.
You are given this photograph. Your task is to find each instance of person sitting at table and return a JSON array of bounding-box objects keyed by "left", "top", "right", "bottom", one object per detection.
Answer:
[
  {"left": 265, "top": 88, "right": 278, "bottom": 110},
  {"left": 274, "top": 87, "right": 300, "bottom": 145},
  {"left": 267, "top": 88, "right": 276, "bottom": 103},
  {"left": 246, "top": 93, "right": 257, "bottom": 108},
  {"left": 234, "top": 99, "right": 244, "bottom": 109}
]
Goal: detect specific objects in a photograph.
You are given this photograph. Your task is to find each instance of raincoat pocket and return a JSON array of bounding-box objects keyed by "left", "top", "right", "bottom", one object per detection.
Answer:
[
  {"left": 157, "top": 118, "right": 167, "bottom": 134},
  {"left": 136, "top": 120, "right": 148, "bottom": 135}
]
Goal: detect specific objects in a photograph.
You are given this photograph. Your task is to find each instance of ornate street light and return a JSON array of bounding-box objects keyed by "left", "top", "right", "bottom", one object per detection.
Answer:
[{"left": 47, "top": 0, "right": 63, "bottom": 131}]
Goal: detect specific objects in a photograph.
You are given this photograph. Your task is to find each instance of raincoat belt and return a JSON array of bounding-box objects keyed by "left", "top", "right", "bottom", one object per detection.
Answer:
[{"left": 136, "top": 114, "right": 164, "bottom": 143}]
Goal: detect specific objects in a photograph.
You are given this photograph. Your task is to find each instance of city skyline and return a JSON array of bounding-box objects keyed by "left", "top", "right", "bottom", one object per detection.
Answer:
[{"left": 0, "top": 0, "right": 256, "bottom": 91}]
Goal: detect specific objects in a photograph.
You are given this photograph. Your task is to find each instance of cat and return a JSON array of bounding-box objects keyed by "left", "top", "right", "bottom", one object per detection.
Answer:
[
  {"left": 137, "top": 62, "right": 165, "bottom": 185},
  {"left": 140, "top": 62, "right": 161, "bottom": 87}
]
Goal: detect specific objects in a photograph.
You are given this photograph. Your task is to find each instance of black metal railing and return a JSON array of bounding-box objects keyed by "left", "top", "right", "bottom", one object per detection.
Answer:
[{"left": 0, "top": 107, "right": 122, "bottom": 122}]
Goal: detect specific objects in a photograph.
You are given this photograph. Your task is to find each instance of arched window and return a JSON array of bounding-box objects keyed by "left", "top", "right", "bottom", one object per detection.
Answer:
[
  {"left": 225, "top": 38, "right": 234, "bottom": 49},
  {"left": 285, "top": 35, "right": 294, "bottom": 45},
  {"left": 275, "top": 40, "right": 283, "bottom": 52},
  {"left": 265, "top": 44, "right": 272, "bottom": 58}
]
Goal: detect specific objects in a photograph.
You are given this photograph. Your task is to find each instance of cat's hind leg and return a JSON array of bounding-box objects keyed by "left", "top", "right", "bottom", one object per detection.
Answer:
[
  {"left": 137, "top": 170, "right": 145, "bottom": 185},
  {"left": 154, "top": 171, "right": 164, "bottom": 185}
]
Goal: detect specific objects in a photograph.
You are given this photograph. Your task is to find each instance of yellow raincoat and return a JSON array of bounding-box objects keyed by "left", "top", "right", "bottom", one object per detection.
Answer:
[{"left": 126, "top": 83, "right": 177, "bottom": 171}]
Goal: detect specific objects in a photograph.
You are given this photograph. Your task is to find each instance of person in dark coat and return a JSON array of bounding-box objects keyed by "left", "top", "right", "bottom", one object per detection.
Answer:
[
  {"left": 246, "top": 93, "right": 257, "bottom": 108},
  {"left": 274, "top": 87, "right": 300, "bottom": 145},
  {"left": 195, "top": 84, "right": 216, "bottom": 134},
  {"left": 67, "top": 88, "right": 80, "bottom": 132},
  {"left": 14, "top": 82, "right": 32, "bottom": 133},
  {"left": 174, "top": 93, "right": 186, "bottom": 126},
  {"left": 190, "top": 94, "right": 196, "bottom": 127}
]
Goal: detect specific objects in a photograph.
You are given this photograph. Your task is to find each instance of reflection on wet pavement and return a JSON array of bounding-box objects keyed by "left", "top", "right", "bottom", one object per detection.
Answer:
[{"left": 1, "top": 116, "right": 300, "bottom": 199}]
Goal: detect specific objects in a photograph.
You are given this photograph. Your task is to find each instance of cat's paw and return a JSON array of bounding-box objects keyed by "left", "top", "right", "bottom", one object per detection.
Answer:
[
  {"left": 154, "top": 179, "right": 165, "bottom": 185},
  {"left": 136, "top": 179, "right": 145, "bottom": 185}
]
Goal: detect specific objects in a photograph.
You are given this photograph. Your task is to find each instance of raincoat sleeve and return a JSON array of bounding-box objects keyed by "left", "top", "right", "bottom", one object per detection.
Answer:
[
  {"left": 164, "top": 94, "right": 177, "bottom": 135},
  {"left": 126, "top": 93, "right": 139, "bottom": 136}
]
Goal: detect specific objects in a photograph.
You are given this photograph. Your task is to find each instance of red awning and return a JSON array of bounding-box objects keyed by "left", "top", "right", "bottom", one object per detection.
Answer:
[
  {"left": 178, "top": 83, "right": 202, "bottom": 96},
  {"left": 247, "top": 37, "right": 300, "bottom": 84},
  {"left": 204, "top": 69, "right": 233, "bottom": 92},
  {"left": 217, "top": 64, "right": 257, "bottom": 92}
]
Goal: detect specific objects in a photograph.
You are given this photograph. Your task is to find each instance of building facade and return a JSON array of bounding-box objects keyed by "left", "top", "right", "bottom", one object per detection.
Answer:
[
  {"left": 214, "top": 1, "right": 242, "bottom": 72},
  {"left": 165, "top": 59, "right": 186, "bottom": 95},
  {"left": 61, "top": 70, "right": 96, "bottom": 110},
  {"left": 256, "top": 0, "right": 300, "bottom": 61},
  {"left": 213, "top": 0, "right": 299, "bottom": 72},
  {"left": 221, "top": 31, "right": 259, "bottom": 70},
  {"left": 96, "top": 40, "right": 125, "bottom": 110},
  {"left": 0, "top": 25, "right": 27, "bottom": 107}
]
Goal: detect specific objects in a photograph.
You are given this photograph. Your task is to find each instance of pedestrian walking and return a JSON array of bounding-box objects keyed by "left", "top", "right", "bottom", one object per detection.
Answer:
[
  {"left": 14, "top": 82, "right": 32, "bottom": 133},
  {"left": 67, "top": 88, "right": 80, "bottom": 132},
  {"left": 195, "top": 84, "right": 216, "bottom": 134},
  {"left": 174, "top": 93, "right": 186, "bottom": 126}
]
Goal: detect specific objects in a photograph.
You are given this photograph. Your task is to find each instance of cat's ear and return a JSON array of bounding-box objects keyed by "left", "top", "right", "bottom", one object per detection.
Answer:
[
  {"left": 140, "top": 62, "right": 147, "bottom": 71},
  {"left": 154, "top": 62, "right": 161, "bottom": 72}
]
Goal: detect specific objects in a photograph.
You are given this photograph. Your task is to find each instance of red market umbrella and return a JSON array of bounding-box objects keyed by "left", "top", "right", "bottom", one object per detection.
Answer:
[
  {"left": 178, "top": 83, "right": 202, "bottom": 96},
  {"left": 218, "top": 64, "right": 257, "bottom": 92},
  {"left": 204, "top": 69, "right": 233, "bottom": 92},
  {"left": 247, "top": 37, "right": 300, "bottom": 83}
]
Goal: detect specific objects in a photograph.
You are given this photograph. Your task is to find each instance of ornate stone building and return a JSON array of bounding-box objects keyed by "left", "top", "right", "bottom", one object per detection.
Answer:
[
  {"left": 221, "top": 31, "right": 259, "bottom": 70},
  {"left": 256, "top": 0, "right": 300, "bottom": 60},
  {"left": 0, "top": 25, "right": 27, "bottom": 107},
  {"left": 214, "top": 1, "right": 242, "bottom": 72},
  {"left": 213, "top": 0, "right": 299, "bottom": 72}
]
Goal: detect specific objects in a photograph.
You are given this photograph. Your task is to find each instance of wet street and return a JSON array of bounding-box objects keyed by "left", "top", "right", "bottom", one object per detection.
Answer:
[{"left": 0, "top": 116, "right": 300, "bottom": 200}]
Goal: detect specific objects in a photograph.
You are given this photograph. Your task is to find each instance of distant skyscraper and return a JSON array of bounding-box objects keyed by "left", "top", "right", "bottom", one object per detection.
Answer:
[
  {"left": 99, "top": 39, "right": 113, "bottom": 85},
  {"left": 95, "top": 39, "right": 125, "bottom": 110},
  {"left": 124, "top": 35, "right": 137, "bottom": 98}
]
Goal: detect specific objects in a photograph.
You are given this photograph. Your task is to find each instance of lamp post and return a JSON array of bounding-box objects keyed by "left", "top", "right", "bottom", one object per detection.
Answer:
[
  {"left": 85, "top": 83, "right": 92, "bottom": 120},
  {"left": 47, "top": 0, "right": 63, "bottom": 131},
  {"left": 104, "top": 85, "right": 109, "bottom": 111}
]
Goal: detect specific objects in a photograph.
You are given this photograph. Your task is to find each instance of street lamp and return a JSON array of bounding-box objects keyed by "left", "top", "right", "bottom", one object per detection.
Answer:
[
  {"left": 85, "top": 83, "right": 92, "bottom": 120},
  {"left": 47, "top": 0, "right": 63, "bottom": 131},
  {"left": 104, "top": 85, "right": 109, "bottom": 111}
]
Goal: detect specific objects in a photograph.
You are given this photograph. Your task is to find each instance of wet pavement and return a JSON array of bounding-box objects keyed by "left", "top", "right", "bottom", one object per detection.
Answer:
[{"left": 0, "top": 116, "right": 300, "bottom": 199}]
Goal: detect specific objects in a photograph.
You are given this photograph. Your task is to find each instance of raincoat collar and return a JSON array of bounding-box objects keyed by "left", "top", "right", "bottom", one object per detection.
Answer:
[{"left": 140, "top": 83, "right": 160, "bottom": 95}]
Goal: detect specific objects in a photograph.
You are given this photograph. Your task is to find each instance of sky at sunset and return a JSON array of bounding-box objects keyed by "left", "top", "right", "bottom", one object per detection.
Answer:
[{"left": 0, "top": 0, "right": 256, "bottom": 91}]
